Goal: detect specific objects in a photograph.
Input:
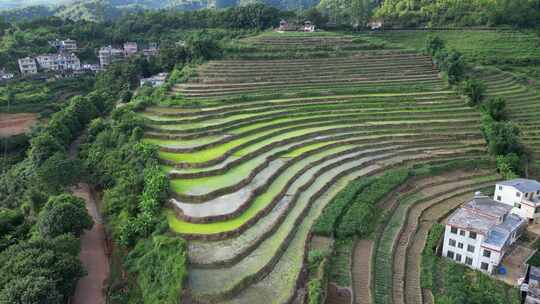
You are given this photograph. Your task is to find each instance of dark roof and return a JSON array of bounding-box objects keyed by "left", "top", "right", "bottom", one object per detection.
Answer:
[{"left": 498, "top": 179, "right": 540, "bottom": 193}]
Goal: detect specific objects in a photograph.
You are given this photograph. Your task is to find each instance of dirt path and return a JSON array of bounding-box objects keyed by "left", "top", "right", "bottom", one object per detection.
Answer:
[
  {"left": 352, "top": 239, "right": 374, "bottom": 304},
  {"left": 70, "top": 138, "right": 109, "bottom": 304}
]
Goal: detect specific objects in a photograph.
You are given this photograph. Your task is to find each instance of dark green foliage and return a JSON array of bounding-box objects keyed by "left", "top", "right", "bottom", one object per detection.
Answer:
[
  {"left": 124, "top": 235, "right": 188, "bottom": 304},
  {"left": 0, "top": 275, "right": 63, "bottom": 304},
  {"left": 313, "top": 178, "right": 375, "bottom": 236},
  {"left": 375, "top": 0, "right": 540, "bottom": 28},
  {"left": 36, "top": 152, "right": 82, "bottom": 190},
  {"left": 327, "top": 239, "right": 353, "bottom": 287},
  {"left": 336, "top": 169, "right": 410, "bottom": 238},
  {"left": 481, "top": 116, "right": 522, "bottom": 156},
  {"left": 0, "top": 235, "right": 85, "bottom": 303},
  {"left": 420, "top": 223, "right": 444, "bottom": 290},
  {"left": 426, "top": 36, "right": 465, "bottom": 84},
  {"left": 459, "top": 78, "right": 485, "bottom": 106},
  {"left": 37, "top": 194, "right": 93, "bottom": 238},
  {"left": 0, "top": 208, "right": 30, "bottom": 251},
  {"left": 481, "top": 97, "right": 507, "bottom": 121},
  {"left": 496, "top": 153, "right": 520, "bottom": 179},
  {"left": 430, "top": 260, "right": 520, "bottom": 304},
  {"left": 307, "top": 249, "right": 330, "bottom": 304},
  {"left": 426, "top": 35, "right": 445, "bottom": 56},
  {"left": 186, "top": 31, "right": 223, "bottom": 62}
]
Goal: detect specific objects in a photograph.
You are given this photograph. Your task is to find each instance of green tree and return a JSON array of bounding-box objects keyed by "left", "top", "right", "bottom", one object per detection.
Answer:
[
  {"left": 460, "top": 78, "right": 485, "bottom": 106},
  {"left": 0, "top": 275, "right": 63, "bottom": 304},
  {"left": 482, "top": 97, "right": 507, "bottom": 121},
  {"left": 0, "top": 236, "right": 85, "bottom": 300},
  {"left": 36, "top": 152, "right": 82, "bottom": 190},
  {"left": 37, "top": 194, "right": 93, "bottom": 238}
]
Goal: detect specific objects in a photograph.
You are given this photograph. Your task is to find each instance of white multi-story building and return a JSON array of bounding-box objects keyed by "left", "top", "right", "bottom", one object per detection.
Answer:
[
  {"left": 140, "top": 72, "right": 168, "bottom": 87},
  {"left": 494, "top": 179, "right": 540, "bottom": 224},
  {"left": 36, "top": 53, "right": 81, "bottom": 71},
  {"left": 18, "top": 57, "right": 38, "bottom": 75},
  {"left": 98, "top": 46, "right": 125, "bottom": 68},
  {"left": 49, "top": 39, "right": 78, "bottom": 52},
  {"left": 442, "top": 192, "right": 525, "bottom": 274},
  {"left": 123, "top": 42, "right": 138, "bottom": 56}
]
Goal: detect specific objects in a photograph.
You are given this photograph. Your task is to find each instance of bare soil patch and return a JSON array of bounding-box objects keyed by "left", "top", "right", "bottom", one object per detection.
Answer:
[{"left": 0, "top": 113, "right": 39, "bottom": 137}]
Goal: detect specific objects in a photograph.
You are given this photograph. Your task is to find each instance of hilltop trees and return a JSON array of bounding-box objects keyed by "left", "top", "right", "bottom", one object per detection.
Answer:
[{"left": 375, "top": 0, "right": 540, "bottom": 27}]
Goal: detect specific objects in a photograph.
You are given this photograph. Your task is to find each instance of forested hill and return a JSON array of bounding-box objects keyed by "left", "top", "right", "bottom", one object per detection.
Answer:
[
  {"left": 375, "top": 0, "right": 540, "bottom": 28},
  {"left": 0, "top": 0, "right": 318, "bottom": 22}
]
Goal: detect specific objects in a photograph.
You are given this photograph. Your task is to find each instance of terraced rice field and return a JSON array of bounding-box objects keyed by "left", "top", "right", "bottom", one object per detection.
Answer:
[
  {"left": 473, "top": 68, "right": 540, "bottom": 163},
  {"left": 142, "top": 33, "right": 489, "bottom": 304},
  {"left": 368, "top": 169, "right": 498, "bottom": 304},
  {"left": 374, "top": 30, "right": 540, "bottom": 68}
]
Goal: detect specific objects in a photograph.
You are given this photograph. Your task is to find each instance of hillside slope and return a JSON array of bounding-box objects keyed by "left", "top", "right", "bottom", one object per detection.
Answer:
[{"left": 140, "top": 32, "right": 488, "bottom": 303}]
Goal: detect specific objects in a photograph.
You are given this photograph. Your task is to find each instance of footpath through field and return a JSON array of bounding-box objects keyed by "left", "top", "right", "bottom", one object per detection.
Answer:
[{"left": 70, "top": 137, "right": 110, "bottom": 304}]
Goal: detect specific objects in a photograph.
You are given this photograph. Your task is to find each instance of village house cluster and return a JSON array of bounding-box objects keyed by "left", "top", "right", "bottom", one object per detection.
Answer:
[
  {"left": 98, "top": 42, "right": 159, "bottom": 68},
  {"left": 277, "top": 20, "right": 316, "bottom": 32},
  {"left": 442, "top": 179, "right": 540, "bottom": 274},
  {"left": 17, "top": 39, "right": 160, "bottom": 77}
]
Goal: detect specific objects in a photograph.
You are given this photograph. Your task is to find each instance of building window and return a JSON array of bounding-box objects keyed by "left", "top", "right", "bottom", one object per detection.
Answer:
[
  {"left": 456, "top": 254, "right": 462, "bottom": 262},
  {"left": 460, "top": 230, "right": 465, "bottom": 236},
  {"left": 515, "top": 203, "right": 522, "bottom": 209},
  {"left": 517, "top": 192, "right": 521, "bottom": 197},
  {"left": 537, "top": 190, "right": 539, "bottom": 195},
  {"left": 467, "top": 245, "right": 475, "bottom": 253},
  {"left": 499, "top": 186, "right": 503, "bottom": 190},
  {"left": 458, "top": 242, "right": 464, "bottom": 249},
  {"left": 497, "top": 195, "right": 501, "bottom": 201},
  {"left": 451, "top": 227, "right": 457, "bottom": 234},
  {"left": 536, "top": 207, "right": 540, "bottom": 213},
  {"left": 449, "top": 239, "right": 456, "bottom": 247},
  {"left": 447, "top": 251, "right": 455, "bottom": 259},
  {"left": 465, "top": 257, "right": 473, "bottom": 265},
  {"left": 483, "top": 249, "right": 491, "bottom": 258},
  {"left": 481, "top": 262, "right": 489, "bottom": 271},
  {"left": 469, "top": 232, "right": 477, "bottom": 240}
]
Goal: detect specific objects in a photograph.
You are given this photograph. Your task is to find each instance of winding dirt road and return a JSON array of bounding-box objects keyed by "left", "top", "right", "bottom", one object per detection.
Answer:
[{"left": 70, "top": 138, "right": 110, "bottom": 304}]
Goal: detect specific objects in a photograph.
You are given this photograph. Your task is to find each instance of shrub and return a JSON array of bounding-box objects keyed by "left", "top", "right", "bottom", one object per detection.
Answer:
[
  {"left": 426, "top": 35, "right": 445, "bottom": 56},
  {"left": 496, "top": 154, "right": 520, "bottom": 179},
  {"left": 124, "top": 235, "right": 188, "bottom": 304},
  {"left": 336, "top": 169, "right": 409, "bottom": 239},
  {"left": 313, "top": 178, "right": 375, "bottom": 236},
  {"left": 460, "top": 78, "right": 486, "bottom": 106},
  {"left": 37, "top": 194, "right": 93, "bottom": 238},
  {"left": 481, "top": 97, "right": 507, "bottom": 121},
  {"left": 421, "top": 223, "right": 444, "bottom": 290}
]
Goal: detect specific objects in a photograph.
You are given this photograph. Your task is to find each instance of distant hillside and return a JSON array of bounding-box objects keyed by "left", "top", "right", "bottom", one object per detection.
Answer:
[{"left": 0, "top": 0, "right": 319, "bottom": 22}]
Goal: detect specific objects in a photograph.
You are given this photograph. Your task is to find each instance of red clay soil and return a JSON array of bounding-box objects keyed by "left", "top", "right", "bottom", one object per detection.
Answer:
[
  {"left": 70, "top": 138, "right": 110, "bottom": 304},
  {"left": 0, "top": 113, "right": 38, "bottom": 137}
]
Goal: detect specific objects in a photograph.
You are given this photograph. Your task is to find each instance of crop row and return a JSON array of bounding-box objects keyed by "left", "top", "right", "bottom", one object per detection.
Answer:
[{"left": 372, "top": 174, "right": 498, "bottom": 304}]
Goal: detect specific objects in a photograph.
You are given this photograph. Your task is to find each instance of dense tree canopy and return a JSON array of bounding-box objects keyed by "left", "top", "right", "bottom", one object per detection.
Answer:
[
  {"left": 375, "top": 0, "right": 540, "bottom": 27},
  {"left": 37, "top": 194, "right": 93, "bottom": 238}
]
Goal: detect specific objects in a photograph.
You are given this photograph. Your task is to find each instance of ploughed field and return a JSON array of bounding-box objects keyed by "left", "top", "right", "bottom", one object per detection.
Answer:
[{"left": 141, "top": 33, "right": 487, "bottom": 303}]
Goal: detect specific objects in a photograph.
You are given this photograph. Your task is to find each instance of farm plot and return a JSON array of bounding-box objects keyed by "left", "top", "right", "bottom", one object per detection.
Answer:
[
  {"left": 0, "top": 112, "right": 39, "bottom": 137},
  {"left": 142, "top": 33, "right": 489, "bottom": 304},
  {"left": 474, "top": 68, "right": 540, "bottom": 162},
  {"left": 371, "top": 169, "right": 499, "bottom": 304}
]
